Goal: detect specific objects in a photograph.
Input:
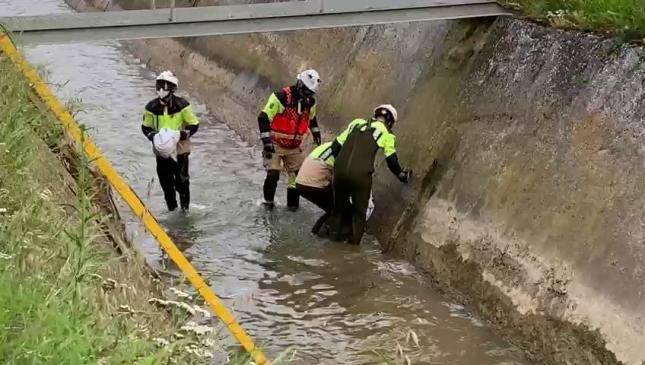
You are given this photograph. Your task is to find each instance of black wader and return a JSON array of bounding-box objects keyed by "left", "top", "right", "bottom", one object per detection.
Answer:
[
  {"left": 156, "top": 153, "right": 190, "bottom": 211},
  {"left": 330, "top": 122, "right": 380, "bottom": 245}
]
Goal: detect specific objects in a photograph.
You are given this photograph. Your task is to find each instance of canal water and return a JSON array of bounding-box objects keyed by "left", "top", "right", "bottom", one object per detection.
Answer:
[{"left": 0, "top": 1, "right": 529, "bottom": 363}]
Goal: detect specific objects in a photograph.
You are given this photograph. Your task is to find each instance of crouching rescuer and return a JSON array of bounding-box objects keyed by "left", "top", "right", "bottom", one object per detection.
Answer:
[
  {"left": 258, "top": 69, "right": 322, "bottom": 211},
  {"left": 296, "top": 141, "right": 358, "bottom": 239},
  {"left": 141, "top": 71, "right": 200, "bottom": 212},
  {"left": 295, "top": 142, "right": 335, "bottom": 235}
]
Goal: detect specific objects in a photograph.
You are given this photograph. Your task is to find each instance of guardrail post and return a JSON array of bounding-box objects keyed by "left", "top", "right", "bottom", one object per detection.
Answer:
[
  {"left": 169, "top": 0, "right": 175, "bottom": 21},
  {"left": 150, "top": 0, "right": 156, "bottom": 10}
]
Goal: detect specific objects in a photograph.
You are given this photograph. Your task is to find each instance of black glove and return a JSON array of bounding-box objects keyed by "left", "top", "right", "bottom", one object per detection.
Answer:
[
  {"left": 312, "top": 131, "right": 322, "bottom": 146},
  {"left": 180, "top": 130, "right": 188, "bottom": 141},
  {"left": 398, "top": 169, "right": 412, "bottom": 183},
  {"left": 146, "top": 131, "right": 157, "bottom": 142},
  {"left": 262, "top": 143, "right": 275, "bottom": 159}
]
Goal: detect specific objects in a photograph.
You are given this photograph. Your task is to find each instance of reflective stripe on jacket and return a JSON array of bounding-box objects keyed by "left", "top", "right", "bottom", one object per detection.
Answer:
[
  {"left": 142, "top": 96, "right": 199, "bottom": 131},
  {"left": 335, "top": 118, "right": 396, "bottom": 157},
  {"left": 310, "top": 141, "right": 335, "bottom": 166}
]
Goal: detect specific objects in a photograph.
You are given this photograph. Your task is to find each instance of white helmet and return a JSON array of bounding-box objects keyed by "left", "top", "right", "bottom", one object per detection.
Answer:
[
  {"left": 156, "top": 70, "right": 179, "bottom": 88},
  {"left": 296, "top": 69, "right": 321, "bottom": 94},
  {"left": 156, "top": 71, "right": 178, "bottom": 99},
  {"left": 153, "top": 128, "right": 181, "bottom": 159},
  {"left": 374, "top": 104, "right": 398, "bottom": 125}
]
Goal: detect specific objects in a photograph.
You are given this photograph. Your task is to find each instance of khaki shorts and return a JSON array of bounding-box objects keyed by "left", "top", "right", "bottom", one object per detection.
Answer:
[{"left": 263, "top": 144, "right": 305, "bottom": 173}]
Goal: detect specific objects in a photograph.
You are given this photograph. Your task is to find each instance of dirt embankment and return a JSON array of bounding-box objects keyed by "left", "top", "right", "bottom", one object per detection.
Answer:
[{"left": 65, "top": 1, "right": 645, "bottom": 364}]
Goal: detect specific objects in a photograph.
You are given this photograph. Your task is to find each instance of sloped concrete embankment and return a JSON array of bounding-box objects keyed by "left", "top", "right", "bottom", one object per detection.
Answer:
[
  {"left": 65, "top": 1, "right": 645, "bottom": 363},
  {"left": 395, "top": 21, "right": 645, "bottom": 365}
]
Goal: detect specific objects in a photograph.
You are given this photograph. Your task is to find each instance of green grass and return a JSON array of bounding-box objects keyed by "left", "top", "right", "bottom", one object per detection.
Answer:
[
  {"left": 0, "top": 56, "right": 168, "bottom": 364},
  {"left": 501, "top": 0, "right": 645, "bottom": 39},
  {"left": 0, "top": 55, "right": 256, "bottom": 364}
]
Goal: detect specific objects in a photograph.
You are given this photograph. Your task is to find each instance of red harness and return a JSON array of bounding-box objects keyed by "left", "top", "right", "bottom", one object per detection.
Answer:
[{"left": 270, "top": 87, "right": 312, "bottom": 149}]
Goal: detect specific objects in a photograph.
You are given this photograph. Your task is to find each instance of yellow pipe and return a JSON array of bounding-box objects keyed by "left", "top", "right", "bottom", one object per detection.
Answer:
[{"left": 0, "top": 33, "right": 269, "bottom": 365}]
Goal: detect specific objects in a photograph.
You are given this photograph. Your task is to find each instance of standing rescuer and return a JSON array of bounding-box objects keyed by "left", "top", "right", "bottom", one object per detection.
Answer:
[
  {"left": 258, "top": 69, "right": 322, "bottom": 211},
  {"left": 141, "top": 71, "right": 200, "bottom": 212},
  {"left": 329, "top": 104, "right": 412, "bottom": 245}
]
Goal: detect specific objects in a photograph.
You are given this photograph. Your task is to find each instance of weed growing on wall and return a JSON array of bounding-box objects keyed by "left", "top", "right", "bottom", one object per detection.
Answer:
[{"left": 502, "top": 0, "right": 645, "bottom": 40}]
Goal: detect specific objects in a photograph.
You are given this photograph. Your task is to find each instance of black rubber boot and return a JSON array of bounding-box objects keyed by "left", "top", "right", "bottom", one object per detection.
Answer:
[
  {"left": 263, "top": 170, "right": 279, "bottom": 209},
  {"left": 317, "top": 221, "right": 331, "bottom": 238},
  {"left": 311, "top": 213, "right": 330, "bottom": 235},
  {"left": 179, "top": 192, "right": 189, "bottom": 211},
  {"left": 166, "top": 199, "right": 178, "bottom": 212},
  {"left": 286, "top": 188, "right": 300, "bottom": 211},
  {"left": 177, "top": 154, "right": 190, "bottom": 211}
]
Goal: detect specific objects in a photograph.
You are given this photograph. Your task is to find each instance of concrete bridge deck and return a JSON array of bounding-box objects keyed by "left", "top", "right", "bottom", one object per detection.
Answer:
[{"left": 0, "top": 0, "right": 511, "bottom": 45}]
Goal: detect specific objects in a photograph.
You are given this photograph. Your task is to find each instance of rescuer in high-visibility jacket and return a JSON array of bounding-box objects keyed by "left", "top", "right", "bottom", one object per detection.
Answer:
[
  {"left": 141, "top": 71, "right": 200, "bottom": 212},
  {"left": 296, "top": 141, "right": 366, "bottom": 238},
  {"left": 258, "top": 69, "right": 322, "bottom": 211},
  {"left": 329, "top": 104, "right": 412, "bottom": 245},
  {"left": 295, "top": 141, "right": 336, "bottom": 234}
]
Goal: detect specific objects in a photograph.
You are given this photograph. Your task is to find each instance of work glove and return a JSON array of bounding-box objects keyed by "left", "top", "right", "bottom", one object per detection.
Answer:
[
  {"left": 146, "top": 131, "right": 157, "bottom": 142},
  {"left": 398, "top": 169, "right": 412, "bottom": 183},
  {"left": 262, "top": 142, "right": 275, "bottom": 160},
  {"left": 180, "top": 130, "right": 189, "bottom": 141},
  {"left": 312, "top": 131, "right": 322, "bottom": 146}
]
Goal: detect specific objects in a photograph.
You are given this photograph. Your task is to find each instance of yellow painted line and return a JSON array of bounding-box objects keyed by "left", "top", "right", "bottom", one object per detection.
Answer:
[{"left": 0, "top": 33, "right": 269, "bottom": 365}]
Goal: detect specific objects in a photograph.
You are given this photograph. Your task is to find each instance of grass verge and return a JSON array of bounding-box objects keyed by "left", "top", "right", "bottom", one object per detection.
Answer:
[
  {"left": 501, "top": 0, "right": 645, "bottom": 41},
  {"left": 0, "top": 52, "right": 252, "bottom": 363}
]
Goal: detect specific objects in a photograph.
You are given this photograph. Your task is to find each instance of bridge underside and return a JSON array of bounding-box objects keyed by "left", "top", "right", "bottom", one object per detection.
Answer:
[{"left": 0, "top": 0, "right": 510, "bottom": 45}]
